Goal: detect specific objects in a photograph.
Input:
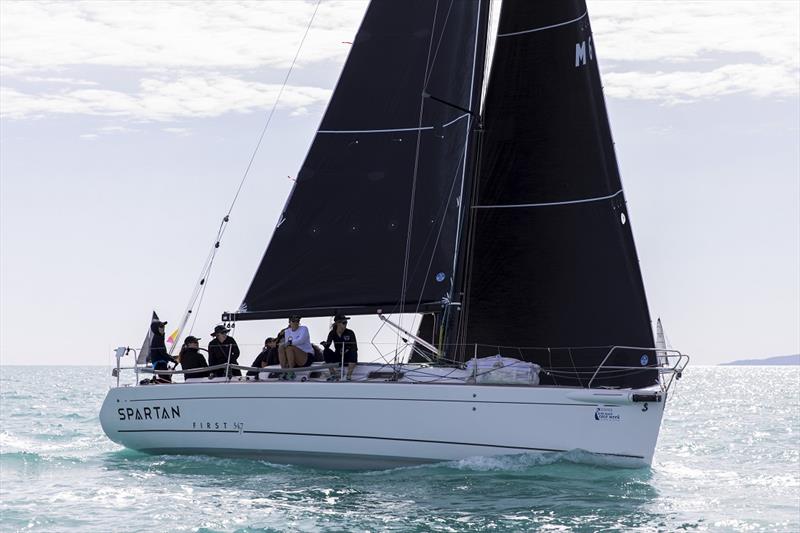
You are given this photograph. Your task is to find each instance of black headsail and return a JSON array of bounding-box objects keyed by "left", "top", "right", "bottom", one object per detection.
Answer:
[
  {"left": 231, "top": 0, "right": 490, "bottom": 321},
  {"left": 455, "top": 0, "right": 657, "bottom": 388}
]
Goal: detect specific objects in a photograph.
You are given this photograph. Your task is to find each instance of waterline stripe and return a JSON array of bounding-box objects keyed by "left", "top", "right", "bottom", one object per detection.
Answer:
[
  {"left": 116, "top": 429, "right": 644, "bottom": 459},
  {"left": 473, "top": 189, "right": 623, "bottom": 209},
  {"left": 498, "top": 11, "right": 587, "bottom": 38}
]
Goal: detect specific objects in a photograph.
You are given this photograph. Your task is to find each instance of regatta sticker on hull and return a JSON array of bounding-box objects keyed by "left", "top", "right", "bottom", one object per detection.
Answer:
[{"left": 594, "top": 407, "right": 621, "bottom": 422}]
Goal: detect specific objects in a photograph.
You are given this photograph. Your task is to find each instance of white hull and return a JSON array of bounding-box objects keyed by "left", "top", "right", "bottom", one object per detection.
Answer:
[{"left": 100, "top": 379, "right": 666, "bottom": 469}]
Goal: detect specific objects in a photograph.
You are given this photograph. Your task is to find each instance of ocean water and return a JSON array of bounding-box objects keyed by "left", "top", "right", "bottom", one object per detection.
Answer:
[{"left": 1, "top": 366, "right": 798, "bottom": 533}]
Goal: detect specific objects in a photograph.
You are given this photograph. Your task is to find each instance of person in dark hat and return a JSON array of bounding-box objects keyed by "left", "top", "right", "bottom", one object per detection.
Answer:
[
  {"left": 207, "top": 325, "right": 241, "bottom": 378},
  {"left": 178, "top": 336, "right": 210, "bottom": 379},
  {"left": 246, "top": 337, "right": 278, "bottom": 379},
  {"left": 278, "top": 315, "right": 313, "bottom": 380},
  {"left": 149, "top": 319, "right": 176, "bottom": 383},
  {"left": 321, "top": 314, "right": 358, "bottom": 381}
]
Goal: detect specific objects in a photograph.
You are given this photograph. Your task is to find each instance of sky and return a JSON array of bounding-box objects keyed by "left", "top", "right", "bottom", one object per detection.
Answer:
[{"left": 1, "top": 0, "right": 798, "bottom": 367}]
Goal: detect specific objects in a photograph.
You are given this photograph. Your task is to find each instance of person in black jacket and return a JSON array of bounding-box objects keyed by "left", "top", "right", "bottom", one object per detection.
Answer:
[
  {"left": 178, "top": 336, "right": 210, "bottom": 379},
  {"left": 149, "top": 319, "right": 176, "bottom": 383},
  {"left": 246, "top": 337, "right": 278, "bottom": 379},
  {"left": 208, "top": 325, "right": 241, "bottom": 378},
  {"left": 322, "top": 314, "right": 358, "bottom": 381}
]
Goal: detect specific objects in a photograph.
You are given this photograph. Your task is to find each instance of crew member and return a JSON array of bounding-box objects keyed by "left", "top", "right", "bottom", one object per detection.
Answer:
[
  {"left": 322, "top": 314, "right": 358, "bottom": 381},
  {"left": 149, "top": 319, "right": 175, "bottom": 383},
  {"left": 208, "top": 325, "right": 241, "bottom": 378},
  {"left": 278, "top": 315, "right": 313, "bottom": 380},
  {"left": 247, "top": 337, "right": 278, "bottom": 379},
  {"left": 178, "top": 336, "right": 210, "bottom": 379}
]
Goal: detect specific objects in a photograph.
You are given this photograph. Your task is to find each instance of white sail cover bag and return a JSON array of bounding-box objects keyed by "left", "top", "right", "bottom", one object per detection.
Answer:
[{"left": 466, "top": 355, "right": 541, "bottom": 385}]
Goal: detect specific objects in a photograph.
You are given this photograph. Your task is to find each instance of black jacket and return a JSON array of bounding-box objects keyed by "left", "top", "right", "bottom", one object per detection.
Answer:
[
  {"left": 208, "top": 336, "right": 241, "bottom": 376},
  {"left": 325, "top": 328, "right": 358, "bottom": 356},
  {"left": 180, "top": 348, "right": 210, "bottom": 379},
  {"left": 247, "top": 347, "right": 278, "bottom": 376},
  {"left": 149, "top": 322, "right": 174, "bottom": 365}
]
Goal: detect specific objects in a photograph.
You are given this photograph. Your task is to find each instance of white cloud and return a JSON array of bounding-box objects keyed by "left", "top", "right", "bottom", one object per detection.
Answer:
[
  {"left": 589, "top": 0, "right": 799, "bottom": 103},
  {"left": 98, "top": 125, "right": 139, "bottom": 134},
  {"left": 0, "top": 0, "right": 797, "bottom": 120},
  {"left": 0, "top": 76, "right": 332, "bottom": 121},
  {"left": 16, "top": 76, "right": 98, "bottom": 86},
  {"left": 604, "top": 64, "right": 799, "bottom": 105},
  {"left": 162, "top": 127, "right": 191, "bottom": 136},
  {"left": 0, "top": 1, "right": 367, "bottom": 74}
]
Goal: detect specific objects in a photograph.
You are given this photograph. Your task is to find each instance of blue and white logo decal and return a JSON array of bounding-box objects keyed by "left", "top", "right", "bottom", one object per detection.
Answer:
[
  {"left": 640, "top": 354, "right": 649, "bottom": 366},
  {"left": 594, "top": 407, "right": 621, "bottom": 422},
  {"left": 435, "top": 272, "right": 446, "bottom": 283}
]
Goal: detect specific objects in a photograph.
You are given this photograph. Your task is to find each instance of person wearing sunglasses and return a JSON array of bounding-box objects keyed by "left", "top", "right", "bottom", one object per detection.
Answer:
[
  {"left": 321, "top": 314, "right": 358, "bottom": 381},
  {"left": 278, "top": 315, "right": 314, "bottom": 380}
]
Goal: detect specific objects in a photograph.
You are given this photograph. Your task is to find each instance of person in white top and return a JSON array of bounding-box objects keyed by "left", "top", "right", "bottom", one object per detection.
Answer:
[{"left": 278, "top": 315, "right": 313, "bottom": 380}]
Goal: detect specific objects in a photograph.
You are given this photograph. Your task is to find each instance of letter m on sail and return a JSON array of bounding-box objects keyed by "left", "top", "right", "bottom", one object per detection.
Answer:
[
  {"left": 575, "top": 37, "right": 594, "bottom": 67},
  {"left": 575, "top": 41, "right": 587, "bottom": 67}
]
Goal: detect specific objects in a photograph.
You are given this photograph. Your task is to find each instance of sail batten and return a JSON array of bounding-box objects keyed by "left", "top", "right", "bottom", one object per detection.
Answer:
[
  {"left": 473, "top": 189, "right": 624, "bottom": 209},
  {"left": 497, "top": 10, "right": 587, "bottom": 37},
  {"left": 317, "top": 112, "right": 470, "bottom": 134}
]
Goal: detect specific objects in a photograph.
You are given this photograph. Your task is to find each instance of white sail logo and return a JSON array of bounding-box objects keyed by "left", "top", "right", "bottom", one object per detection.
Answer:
[{"left": 575, "top": 36, "right": 594, "bottom": 67}]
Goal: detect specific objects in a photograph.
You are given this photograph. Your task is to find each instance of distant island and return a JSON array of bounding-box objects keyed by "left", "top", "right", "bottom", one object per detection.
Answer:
[{"left": 722, "top": 354, "right": 800, "bottom": 366}]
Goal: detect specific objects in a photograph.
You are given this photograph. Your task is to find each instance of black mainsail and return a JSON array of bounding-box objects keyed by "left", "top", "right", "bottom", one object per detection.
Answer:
[
  {"left": 229, "top": 0, "right": 656, "bottom": 389},
  {"left": 456, "top": 1, "right": 657, "bottom": 388},
  {"left": 236, "top": 0, "right": 489, "bottom": 320}
]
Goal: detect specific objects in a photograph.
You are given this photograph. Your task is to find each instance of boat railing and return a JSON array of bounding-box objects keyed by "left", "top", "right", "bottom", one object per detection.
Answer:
[
  {"left": 586, "top": 346, "right": 689, "bottom": 393},
  {"left": 111, "top": 343, "right": 688, "bottom": 391}
]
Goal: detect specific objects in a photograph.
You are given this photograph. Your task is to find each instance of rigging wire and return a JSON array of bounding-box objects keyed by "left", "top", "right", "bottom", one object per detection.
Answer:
[
  {"left": 410, "top": 150, "right": 466, "bottom": 315},
  {"left": 174, "top": 0, "right": 323, "bottom": 341},
  {"left": 402, "top": 0, "right": 484, "bottom": 363},
  {"left": 396, "top": 0, "right": 442, "bottom": 367}
]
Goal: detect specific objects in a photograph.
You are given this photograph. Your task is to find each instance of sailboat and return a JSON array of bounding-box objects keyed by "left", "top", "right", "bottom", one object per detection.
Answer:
[{"left": 100, "top": 0, "right": 688, "bottom": 468}]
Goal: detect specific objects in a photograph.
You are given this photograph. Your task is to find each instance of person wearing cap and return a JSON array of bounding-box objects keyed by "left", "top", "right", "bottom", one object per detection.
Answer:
[
  {"left": 246, "top": 337, "right": 279, "bottom": 379},
  {"left": 178, "top": 336, "right": 210, "bottom": 380},
  {"left": 208, "top": 325, "right": 241, "bottom": 378},
  {"left": 322, "top": 314, "right": 358, "bottom": 381},
  {"left": 278, "top": 315, "right": 313, "bottom": 380},
  {"left": 149, "top": 319, "right": 176, "bottom": 383}
]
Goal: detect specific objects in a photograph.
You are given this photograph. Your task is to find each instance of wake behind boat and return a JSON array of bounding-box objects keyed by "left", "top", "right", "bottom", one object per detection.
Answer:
[{"left": 100, "top": 0, "right": 688, "bottom": 468}]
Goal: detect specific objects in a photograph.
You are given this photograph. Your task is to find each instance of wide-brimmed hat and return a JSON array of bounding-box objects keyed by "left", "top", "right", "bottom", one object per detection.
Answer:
[{"left": 211, "top": 325, "right": 230, "bottom": 336}]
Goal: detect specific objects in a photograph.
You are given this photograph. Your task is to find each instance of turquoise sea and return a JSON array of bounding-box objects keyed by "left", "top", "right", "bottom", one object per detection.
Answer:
[{"left": 1, "top": 366, "right": 798, "bottom": 532}]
